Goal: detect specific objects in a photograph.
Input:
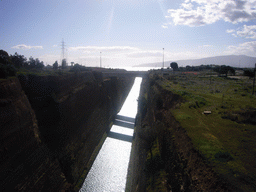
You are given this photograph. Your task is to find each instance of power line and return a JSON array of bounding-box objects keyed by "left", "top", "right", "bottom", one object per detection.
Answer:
[{"left": 100, "top": 52, "right": 102, "bottom": 68}]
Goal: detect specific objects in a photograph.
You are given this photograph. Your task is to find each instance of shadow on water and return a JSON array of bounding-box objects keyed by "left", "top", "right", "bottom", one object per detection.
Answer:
[
  {"left": 113, "top": 119, "right": 134, "bottom": 129},
  {"left": 109, "top": 114, "right": 135, "bottom": 142},
  {"left": 115, "top": 114, "right": 135, "bottom": 123},
  {"left": 107, "top": 131, "right": 133, "bottom": 142}
]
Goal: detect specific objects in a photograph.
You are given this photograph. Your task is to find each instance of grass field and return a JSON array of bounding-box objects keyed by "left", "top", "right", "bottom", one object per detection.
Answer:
[{"left": 155, "top": 71, "right": 256, "bottom": 191}]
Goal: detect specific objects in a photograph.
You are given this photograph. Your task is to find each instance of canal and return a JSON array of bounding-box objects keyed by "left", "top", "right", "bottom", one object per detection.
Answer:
[{"left": 79, "top": 77, "right": 142, "bottom": 192}]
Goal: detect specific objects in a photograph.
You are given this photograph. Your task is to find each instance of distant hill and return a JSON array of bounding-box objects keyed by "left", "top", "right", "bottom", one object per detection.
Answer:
[{"left": 134, "top": 55, "right": 256, "bottom": 68}]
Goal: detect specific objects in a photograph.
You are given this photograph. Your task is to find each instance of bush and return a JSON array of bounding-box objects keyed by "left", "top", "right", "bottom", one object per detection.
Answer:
[
  {"left": 214, "top": 151, "right": 233, "bottom": 162},
  {"left": 7, "top": 64, "right": 17, "bottom": 76},
  {"left": 0, "top": 64, "right": 8, "bottom": 78},
  {"left": 244, "top": 69, "right": 255, "bottom": 78},
  {"left": 0, "top": 64, "right": 17, "bottom": 79},
  {"left": 70, "top": 64, "right": 90, "bottom": 72}
]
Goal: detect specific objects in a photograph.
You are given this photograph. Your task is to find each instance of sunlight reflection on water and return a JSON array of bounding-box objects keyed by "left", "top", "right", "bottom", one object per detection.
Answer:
[
  {"left": 118, "top": 77, "right": 142, "bottom": 118},
  {"left": 79, "top": 77, "right": 142, "bottom": 192}
]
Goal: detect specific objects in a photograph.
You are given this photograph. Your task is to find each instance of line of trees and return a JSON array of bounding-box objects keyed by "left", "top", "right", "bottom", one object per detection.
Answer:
[
  {"left": 168, "top": 62, "right": 247, "bottom": 77},
  {"left": 213, "top": 65, "right": 235, "bottom": 77},
  {"left": 174, "top": 63, "right": 236, "bottom": 76},
  {"left": 170, "top": 63, "right": 256, "bottom": 78},
  {"left": 243, "top": 69, "right": 255, "bottom": 78},
  {"left": 0, "top": 49, "right": 46, "bottom": 78},
  {"left": 178, "top": 64, "right": 214, "bottom": 72},
  {"left": 0, "top": 50, "right": 45, "bottom": 70},
  {"left": 169, "top": 63, "right": 214, "bottom": 72}
]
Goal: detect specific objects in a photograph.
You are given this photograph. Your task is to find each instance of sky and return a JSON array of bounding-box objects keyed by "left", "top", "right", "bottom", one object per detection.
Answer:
[{"left": 1, "top": 0, "right": 256, "bottom": 68}]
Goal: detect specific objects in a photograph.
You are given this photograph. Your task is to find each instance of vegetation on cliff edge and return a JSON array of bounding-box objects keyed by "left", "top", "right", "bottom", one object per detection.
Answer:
[{"left": 153, "top": 71, "right": 256, "bottom": 191}]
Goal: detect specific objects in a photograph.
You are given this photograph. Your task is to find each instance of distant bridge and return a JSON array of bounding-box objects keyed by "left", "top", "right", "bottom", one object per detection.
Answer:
[{"left": 102, "top": 71, "right": 148, "bottom": 79}]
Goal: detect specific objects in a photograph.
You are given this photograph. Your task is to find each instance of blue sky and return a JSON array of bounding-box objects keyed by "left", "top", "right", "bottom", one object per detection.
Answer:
[{"left": 1, "top": 0, "right": 256, "bottom": 68}]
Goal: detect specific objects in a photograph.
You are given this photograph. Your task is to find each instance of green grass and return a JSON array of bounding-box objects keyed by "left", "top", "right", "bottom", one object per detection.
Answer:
[
  {"left": 154, "top": 72, "right": 256, "bottom": 191},
  {"left": 17, "top": 69, "right": 74, "bottom": 76}
]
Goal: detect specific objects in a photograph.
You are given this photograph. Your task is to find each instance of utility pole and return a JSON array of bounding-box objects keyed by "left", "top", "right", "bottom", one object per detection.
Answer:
[
  {"left": 162, "top": 48, "right": 164, "bottom": 68},
  {"left": 253, "top": 63, "right": 256, "bottom": 95},
  {"left": 60, "top": 38, "right": 67, "bottom": 69},
  {"left": 100, "top": 52, "right": 102, "bottom": 68},
  {"left": 61, "top": 38, "right": 65, "bottom": 61}
]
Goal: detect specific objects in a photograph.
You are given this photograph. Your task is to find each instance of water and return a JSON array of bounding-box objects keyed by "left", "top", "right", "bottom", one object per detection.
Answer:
[{"left": 79, "top": 77, "right": 142, "bottom": 192}]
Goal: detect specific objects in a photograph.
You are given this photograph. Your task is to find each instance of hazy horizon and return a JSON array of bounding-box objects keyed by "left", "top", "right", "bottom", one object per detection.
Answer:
[{"left": 1, "top": 0, "right": 256, "bottom": 68}]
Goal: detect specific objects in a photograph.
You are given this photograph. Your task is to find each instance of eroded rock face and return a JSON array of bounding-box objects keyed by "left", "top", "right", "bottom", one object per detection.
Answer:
[
  {"left": 127, "top": 73, "right": 230, "bottom": 192},
  {"left": 0, "top": 72, "right": 135, "bottom": 191},
  {"left": 0, "top": 78, "right": 65, "bottom": 191}
]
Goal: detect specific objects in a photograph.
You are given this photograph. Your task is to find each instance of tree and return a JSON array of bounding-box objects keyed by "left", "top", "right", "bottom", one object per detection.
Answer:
[
  {"left": 0, "top": 49, "right": 10, "bottom": 65},
  {"left": 228, "top": 66, "right": 235, "bottom": 76},
  {"left": 10, "top": 52, "right": 27, "bottom": 68},
  {"left": 170, "top": 62, "right": 178, "bottom": 71},
  {"left": 214, "top": 65, "right": 235, "bottom": 77},
  {"left": 0, "top": 64, "right": 17, "bottom": 78},
  {"left": 53, "top": 61, "right": 58, "bottom": 70},
  {"left": 28, "top": 57, "right": 44, "bottom": 69},
  {"left": 0, "top": 50, "right": 17, "bottom": 78},
  {"left": 70, "top": 64, "right": 90, "bottom": 72},
  {"left": 244, "top": 69, "right": 255, "bottom": 78},
  {"left": 35, "top": 58, "right": 44, "bottom": 69},
  {"left": 186, "top": 65, "right": 191, "bottom": 71},
  {"left": 28, "top": 57, "right": 36, "bottom": 68}
]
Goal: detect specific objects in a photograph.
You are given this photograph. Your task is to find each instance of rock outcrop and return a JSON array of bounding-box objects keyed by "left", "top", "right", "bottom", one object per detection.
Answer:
[
  {"left": 0, "top": 71, "right": 134, "bottom": 191},
  {"left": 0, "top": 78, "right": 65, "bottom": 191}
]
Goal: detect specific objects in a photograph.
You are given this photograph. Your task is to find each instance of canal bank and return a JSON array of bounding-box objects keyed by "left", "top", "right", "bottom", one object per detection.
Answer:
[
  {"left": 0, "top": 71, "right": 135, "bottom": 191},
  {"left": 126, "top": 72, "right": 237, "bottom": 192},
  {"left": 79, "top": 77, "right": 142, "bottom": 191}
]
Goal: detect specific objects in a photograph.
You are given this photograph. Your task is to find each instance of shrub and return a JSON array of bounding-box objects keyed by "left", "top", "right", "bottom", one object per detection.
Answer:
[
  {"left": 0, "top": 64, "right": 17, "bottom": 79},
  {"left": 0, "top": 64, "right": 8, "bottom": 78},
  {"left": 214, "top": 151, "right": 233, "bottom": 162},
  {"left": 244, "top": 69, "right": 255, "bottom": 78}
]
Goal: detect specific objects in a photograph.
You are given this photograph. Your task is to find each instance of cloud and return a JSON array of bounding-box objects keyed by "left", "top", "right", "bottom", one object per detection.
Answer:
[
  {"left": 69, "top": 46, "right": 140, "bottom": 54},
  {"left": 162, "top": 24, "right": 168, "bottom": 28},
  {"left": 225, "top": 41, "right": 256, "bottom": 55},
  {"left": 68, "top": 45, "right": 212, "bottom": 61},
  {"left": 166, "top": 0, "right": 256, "bottom": 27},
  {"left": 11, "top": 44, "right": 43, "bottom": 50},
  {"left": 127, "top": 50, "right": 163, "bottom": 58},
  {"left": 38, "top": 45, "right": 215, "bottom": 68},
  {"left": 226, "top": 29, "right": 235, "bottom": 33},
  {"left": 227, "top": 25, "right": 256, "bottom": 39},
  {"left": 69, "top": 46, "right": 140, "bottom": 53},
  {"left": 181, "top": 2, "right": 193, "bottom": 10},
  {"left": 199, "top": 44, "right": 213, "bottom": 48}
]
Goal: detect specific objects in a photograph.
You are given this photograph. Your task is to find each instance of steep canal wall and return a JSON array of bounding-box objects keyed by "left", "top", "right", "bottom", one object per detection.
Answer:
[
  {"left": 127, "top": 72, "right": 230, "bottom": 191},
  {"left": 0, "top": 71, "right": 134, "bottom": 191}
]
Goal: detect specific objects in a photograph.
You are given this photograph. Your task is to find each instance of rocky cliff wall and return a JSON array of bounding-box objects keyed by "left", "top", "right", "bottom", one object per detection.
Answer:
[
  {"left": 127, "top": 73, "right": 230, "bottom": 192},
  {"left": 0, "top": 78, "right": 65, "bottom": 191},
  {"left": 0, "top": 71, "right": 134, "bottom": 191}
]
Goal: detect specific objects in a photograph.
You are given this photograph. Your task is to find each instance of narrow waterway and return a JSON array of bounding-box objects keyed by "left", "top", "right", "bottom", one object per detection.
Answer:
[{"left": 79, "top": 77, "right": 142, "bottom": 192}]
